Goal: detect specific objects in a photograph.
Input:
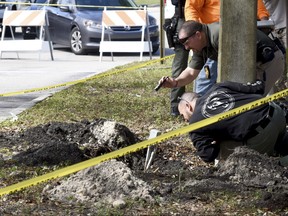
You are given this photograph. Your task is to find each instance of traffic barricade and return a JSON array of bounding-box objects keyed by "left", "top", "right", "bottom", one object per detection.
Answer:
[
  {"left": 99, "top": 6, "right": 152, "bottom": 62},
  {"left": 0, "top": 8, "right": 54, "bottom": 60}
]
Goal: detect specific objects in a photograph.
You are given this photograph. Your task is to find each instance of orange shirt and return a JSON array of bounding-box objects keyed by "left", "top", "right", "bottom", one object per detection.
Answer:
[
  {"left": 257, "top": 0, "right": 270, "bottom": 20},
  {"left": 185, "top": 0, "right": 269, "bottom": 23},
  {"left": 185, "top": 0, "right": 220, "bottom": 24}
]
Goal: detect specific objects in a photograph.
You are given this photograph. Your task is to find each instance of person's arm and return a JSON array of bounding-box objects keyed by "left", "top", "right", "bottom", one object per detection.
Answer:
[
  {"left": 174, "top": 66, "right": 200, "bottom": 86},
  {"left": 158, "top": 67, "right": 201, "bottom": 88},
  {"left": 190, "top": 132, "right": 220, "bottom": 163},
  {"left": 220, "top": 80, "right": 265, "bottom": 94},
  {"left": 184, "top": 0, "right": 204, "bottom": 21},
  {"left": 257, "top": 0, "right": 270, "bottom": 20}
]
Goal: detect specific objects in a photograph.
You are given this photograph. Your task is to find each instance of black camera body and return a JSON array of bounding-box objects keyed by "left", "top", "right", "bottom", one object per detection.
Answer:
[
  {"left": 257, "top": 40, "right": 275, "bottom": 64},
  {"left": 258, "top": 46, "right": 275, "bottom": 63},
  {"left": 163, "top": 17, "right": 179, "bottom": 48}
]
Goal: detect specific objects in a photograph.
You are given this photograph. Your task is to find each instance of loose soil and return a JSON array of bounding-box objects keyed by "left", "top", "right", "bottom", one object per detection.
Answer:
[{"left": 0, "top": 119, "right": 288, "bottom": 215}]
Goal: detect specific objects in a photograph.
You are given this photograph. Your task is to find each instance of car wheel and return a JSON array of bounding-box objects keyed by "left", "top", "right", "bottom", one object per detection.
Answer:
[{"left": 70, "top": 27, "right": 86, "bottom": 55}]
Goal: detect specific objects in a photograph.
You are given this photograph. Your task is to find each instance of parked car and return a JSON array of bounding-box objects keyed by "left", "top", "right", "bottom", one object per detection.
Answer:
[
  {"left": 25, "top": 0, "right": 159, "bottom": 55},
  {"left": 0, "top": 1, "right": 6, "bottom": 26}
]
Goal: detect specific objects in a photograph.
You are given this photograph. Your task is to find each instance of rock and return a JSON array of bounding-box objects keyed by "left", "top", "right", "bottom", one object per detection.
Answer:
[{"left": 112, "top": 199, "right": 126, "bottom": 208}]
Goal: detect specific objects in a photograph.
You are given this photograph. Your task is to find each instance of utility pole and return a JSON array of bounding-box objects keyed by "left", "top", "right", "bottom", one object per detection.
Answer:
[
  {"left": 160, "top": 0, "right": 165, "bottom": 64},
  {"left": 218, "top": 0, "right": 257, "bottom": 83},
  {"left": 286, "top": 0, "right": 288, "bottom": 49}
]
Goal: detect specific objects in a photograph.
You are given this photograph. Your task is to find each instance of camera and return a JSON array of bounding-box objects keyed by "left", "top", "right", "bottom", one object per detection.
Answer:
[
  {"left": 257, "top": 40, "right": 275, "bottom": 64},
  {"left": 163, "top": 17, "right": 179, "bottom": 48},
  {"left": 257, "top": 45, "right": 275, "bottom": 63}
]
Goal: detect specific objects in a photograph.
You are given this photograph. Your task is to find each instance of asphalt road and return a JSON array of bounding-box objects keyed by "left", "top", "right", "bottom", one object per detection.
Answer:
[{"left": 0, "top": 6, "right": 174, "bottom": 122}]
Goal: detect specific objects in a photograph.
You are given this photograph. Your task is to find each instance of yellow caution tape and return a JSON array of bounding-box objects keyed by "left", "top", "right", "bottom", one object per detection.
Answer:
[
  {"left": 0, "top": 88, "right": 287, "bottom": 196},
  {"left": 0, "top": 55, "right": 174, "bottom": 97}
]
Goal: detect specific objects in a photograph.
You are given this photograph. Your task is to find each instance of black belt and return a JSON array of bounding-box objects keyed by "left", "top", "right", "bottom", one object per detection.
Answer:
[{"left": 246, "top": 105, "right": 275, "bottom": 139}]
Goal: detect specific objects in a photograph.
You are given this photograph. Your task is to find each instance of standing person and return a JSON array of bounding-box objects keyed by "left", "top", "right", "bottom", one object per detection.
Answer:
[
  {"left": 168, "top": 0, "right": 269, "bottom": 116},
  {"left": 158, "top": 21, "right": 284, "bottom": 96},
  {"left": 177, "top": 80, "right": 287, "bottom": 164},
  {"left": 183, "top": 0, "right": 220, "bottom": 96},
  {"left": 182, "top": 0, "right": 269, "bottom": 96},
  {"left": 185, "top": 0, "right": 269, "bottom": 23},
  {"left": 263, "top": 0, "right": 287, "bottom": 90},
  {"left": 263, "top": 0, "right": 287, "bottom": 48},
  {"left": 168, "top": 0, "right": 190, "bottom": 117}
]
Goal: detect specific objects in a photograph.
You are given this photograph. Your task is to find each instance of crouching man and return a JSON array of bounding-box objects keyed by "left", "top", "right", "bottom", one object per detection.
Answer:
[{"left": 178, "top": 80, "right": 288, "bottom": 164}]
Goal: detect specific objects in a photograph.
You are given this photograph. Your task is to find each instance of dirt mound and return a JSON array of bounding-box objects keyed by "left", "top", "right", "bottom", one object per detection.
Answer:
[
  {"left": 218, "top": 147, "right": 288, "bottom": 187},
  {"left": 1, "top": 120, "right": 288, "bottom": 214},
  {"left": 0, "top": 119, "right": 144, "bottom": 167},
  {"left": 43, "top": 159, "right": 156, "bottom": 207},
  {"left": 13, "top": 141, "right": 84, "bottom": 166}
]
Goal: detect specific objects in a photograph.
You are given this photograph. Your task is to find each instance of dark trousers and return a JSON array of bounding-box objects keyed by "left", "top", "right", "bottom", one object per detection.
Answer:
[
  {"left": 170, "top": 18, "right": 189, "bottom": 110},
  {"left": 218, "top": 102, "right": 287, "bottom": 162}
]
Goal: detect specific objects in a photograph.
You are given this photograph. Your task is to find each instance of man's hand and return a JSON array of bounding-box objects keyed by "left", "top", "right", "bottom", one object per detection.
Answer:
[
  {"left": 246, "top": 80, "right": 263, "bottom": 86},
  {"left": 155, "top": 76, "right": 178, "bottom": 91}
]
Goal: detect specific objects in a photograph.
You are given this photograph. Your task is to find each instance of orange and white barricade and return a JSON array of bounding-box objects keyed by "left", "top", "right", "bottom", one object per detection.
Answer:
[
  {"left": 99, "top": 7, "right": 152, "bottom": 62},
  {"left": 0, "top": 8, "right": 54, "bottom": 60}
]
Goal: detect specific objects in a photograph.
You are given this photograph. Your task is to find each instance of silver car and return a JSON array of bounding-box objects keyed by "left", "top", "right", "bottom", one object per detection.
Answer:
[{"left": 26, "top": 0, "right": 159, "bottom": 55}]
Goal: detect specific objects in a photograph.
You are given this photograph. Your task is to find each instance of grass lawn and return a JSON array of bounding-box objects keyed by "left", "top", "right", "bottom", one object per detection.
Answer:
[
  {"left": 0, "top": 49, "right": 287, "bottom": 216},
  {"left": 0, "top": 55, "right": 193, "bottom": 138},
  {"left": 134, "top": 0, "right": 160, "bottom": 6}
]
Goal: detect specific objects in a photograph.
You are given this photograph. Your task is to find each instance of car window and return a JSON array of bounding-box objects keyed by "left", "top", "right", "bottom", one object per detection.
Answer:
[
  {"left": 0, "top": 1, "right": 5, "bottom": 9},
  {"left": 59, "top": 0, "right": 72, "bottom": 4},
  {"left": 110, "top": 0, "right": 137, "bottom": 7},
  {"left": 50, "top": 0, "right": 58, "bottom": 5},
  {"left": 36, "top": 0, "right": 49, "bottom": 3},
  {"left": 75, "top": 0, "right": 137, "bottom": 9}
]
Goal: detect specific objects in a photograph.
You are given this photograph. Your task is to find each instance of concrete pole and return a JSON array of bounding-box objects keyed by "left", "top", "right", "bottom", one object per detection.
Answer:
[
  {"left": 285, "top": 0, "right": 288, "bottom": 75},
  {"left": 218, "top": 0, "right": 257, "bottom": 83},
  {"left": 286, "top": 0, "right": 288, "bottom": 49}
]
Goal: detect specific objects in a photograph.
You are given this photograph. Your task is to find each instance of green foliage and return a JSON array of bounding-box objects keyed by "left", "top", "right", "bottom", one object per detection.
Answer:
[{"left": 134, "top": 0, "right": 160, "bottom": 6}]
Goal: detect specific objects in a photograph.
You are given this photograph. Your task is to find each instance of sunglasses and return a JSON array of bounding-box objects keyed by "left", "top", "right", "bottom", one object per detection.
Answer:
[
  {"left": 178, "top": 32, "right": 197, "bottom": 45},
  {"left": 178, "top": 94, "right": 198, "bottom": 104},
  {"left": 177, "top": 96, "right": 190, "bottom": 104}
]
